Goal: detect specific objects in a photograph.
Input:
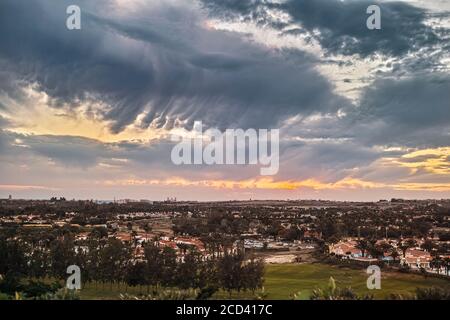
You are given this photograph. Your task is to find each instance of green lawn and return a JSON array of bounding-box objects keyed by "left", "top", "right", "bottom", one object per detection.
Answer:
[
  {"left": 77, "top": 263, "right": 450, "bottom": 300},
  {"left": 79, "top": 283, "right": 144, "bottom": 300},
  {"left": 263, "top": 263, "right": 450, "bottom": 299}
]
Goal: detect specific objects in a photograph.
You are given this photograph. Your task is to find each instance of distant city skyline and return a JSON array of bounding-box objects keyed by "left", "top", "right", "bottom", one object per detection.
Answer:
[{"left": 2, "top": 192, "right": 449, "bottom": 203}]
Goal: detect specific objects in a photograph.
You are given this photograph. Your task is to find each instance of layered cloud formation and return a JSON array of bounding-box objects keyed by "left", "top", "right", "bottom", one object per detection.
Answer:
[{"left": 0, "top": 0, "right": 449, "bottom": 200}]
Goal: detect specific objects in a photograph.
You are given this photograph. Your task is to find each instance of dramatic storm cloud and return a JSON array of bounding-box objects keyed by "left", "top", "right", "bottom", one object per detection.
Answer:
[
  {"left": 0, "top": 0, "right": 349, "bottom": 133},
  {"left": 201, "top": 0, "right": 444, "bottom": 57},
  {"left": 355, "top": 73, "right": 450, "bottom": 148}
]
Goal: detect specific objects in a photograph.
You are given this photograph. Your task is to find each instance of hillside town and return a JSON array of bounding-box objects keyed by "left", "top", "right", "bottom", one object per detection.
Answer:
[{"left": 1, "top": 198, "right": 449, "bottom": 276}]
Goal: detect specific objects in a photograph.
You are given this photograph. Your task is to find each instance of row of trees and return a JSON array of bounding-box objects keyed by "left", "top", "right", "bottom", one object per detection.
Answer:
[
  {"left": 0, "top": 235, "right": 264, "bottom": 298},
  {"left": 353, "top": 238, "right": 403, "bottom": 261}
]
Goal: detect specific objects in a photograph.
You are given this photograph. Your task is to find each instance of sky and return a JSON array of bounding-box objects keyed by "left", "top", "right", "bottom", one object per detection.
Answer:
[{"left": 0, "top": 0, "right": 449, "bottom": 201}]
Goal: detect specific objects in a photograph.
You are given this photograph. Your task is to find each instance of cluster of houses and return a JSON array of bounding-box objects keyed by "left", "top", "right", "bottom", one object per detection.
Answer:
[
  {"left": 158, "top": 236, "right": 205, "bottom": 253},
  {"left": 129, "top": 236, "right": 206, "bottom": 260},
  {"left": 242, "top": 238, "right": 316, "bottom": 251},
  {"left": 402, "top": 248, "right": 433, "bottom": 270},
  {"left": 328, "top": 238, "right": 448, "bottom": 275},
  {"left": 329, "top": 240, "right": 381, "bottom": 263},
  {"left": 74, "top": 231, "right": 207, "bottom": 259}
]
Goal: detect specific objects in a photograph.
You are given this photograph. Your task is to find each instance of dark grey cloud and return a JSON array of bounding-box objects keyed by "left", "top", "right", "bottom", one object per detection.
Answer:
[
  {"left": 0, "top": 0, "right": 156, "bottom": 132},
  {"left": 0, "top": 130, "right": 7, "bottom": 152},
  {"left": 0, "top": 0, "right": 350, "bottom": 133},
  {"left": 278, "top": 139, "right": 383, "bottom": 181},
  {"left": 24, "top": 135, "right": 108, "bottom": 168},
  {"left": 201, "top": 0, "right": 443, "bottom": 57},
  {"left": 10, "top": 134, "right": 176, "bottom": 172},
  {"left": 0, "top": 130, "right": 264, "bottom": 181},
  {"left": 400, "top": 154, "right": 441, "bottom": 163},
  {"left": 0, "top": 116, "right": 9, "bottom": 128},
  {"left": 199, "top": 0, "right": 448, "bottom": 151},
  {"left": 202, "top": 0, "right": 263, "bottom": 17},
  {"left": 352, "top": 73, "right": 450, "bottom": 148},
  {"left": 0, "top": 130, "right": 108, "bottom": 168}
]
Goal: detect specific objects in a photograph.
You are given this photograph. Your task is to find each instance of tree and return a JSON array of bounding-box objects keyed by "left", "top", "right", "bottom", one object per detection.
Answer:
[
  {"left": 430, "top": 257, "right": 442, "bottom": 274},
  {"left": 317, "top": 217, "right": 340, "bottom": 242},
  {"left": 89, "top": 227, "right": 108, "bottom": 239},
  {"left": 85, "top": 238, "right": 101, "bottom": 286},
  {"left": 143, "top": 224, "right": 152, "bottom": 241},
  {"left": 144, "top": 243, "right": 162, "bottom": 288},
  {"left": 28, "top": 247, "right": 49, "bottom": 280},
  {"left": 400, "top": 239, "right": 417, "bottom": 258},
  {"left": 49, "top": 237, "right": 76, "bottom": 280},
  {"left": 217, "top": 250, "right": 258, "bottom": 295},
  {"left": 421, "top": 239, "right": 434, "bottom": 252},
  {"left": 125, "top": 262, "right": 147, "bottom": 289},
  {"left": 0, "top": 238, "right": 28, "bottom": 294},
  {"left": 367, "top": 239, "right": 383, "bottom": 259},
  {"left": 356, "top": 239, "right": 369, "bottom": 258},
  {"left": 378, "top": 243, "right": 393, "bottom": 258},
  {"left": 242, "top": 257, "right": 264, "bottom": 293},
  {"left": 98, "top": 238, "right": 131, "bottom": 289},
  {"left": 160, "top": 247, "right": 178, "bottom": 288},
  {"left": 443, "top": 257, "right": 450, "bottom": 276},
  {"left": 197, "top": 258, "right": 219, "bottom": 294},
  {"left": 391, "top": 250, "right": 400, "bottom": 263},
  {"left": 280, "top": 226, "right": 303, "bottom": 241},
  {"left": 176, "top": 250, "right": 200, "bottom": 289}
]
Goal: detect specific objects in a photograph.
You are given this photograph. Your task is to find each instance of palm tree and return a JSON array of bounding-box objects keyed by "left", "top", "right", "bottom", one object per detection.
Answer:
[
  {"left": 143, "top": 224, "right": 152, "bottom": 242},
  {"left": 379, "top": 243, "right": 393, "bottom": 256},
  {"left": 431, "top": 257, "right": 442, "bottom": 274},
  {"left": 406, "top": 239, "right": 417, "bottom": 248},
  {"left": 443, "top": 258, "right": 450, "bottom": 276},
  {"left": 399, "top": 239, "right": 416, "bottom": 258},
  {"left": 374, "top": 242, "right": 393, "bottom": 262},
  {"left": 391, "top": 250, "right": 400, "bottom": 263},
  {"left": 356, "top": 239, "right": 369, "bottom": 258}
]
